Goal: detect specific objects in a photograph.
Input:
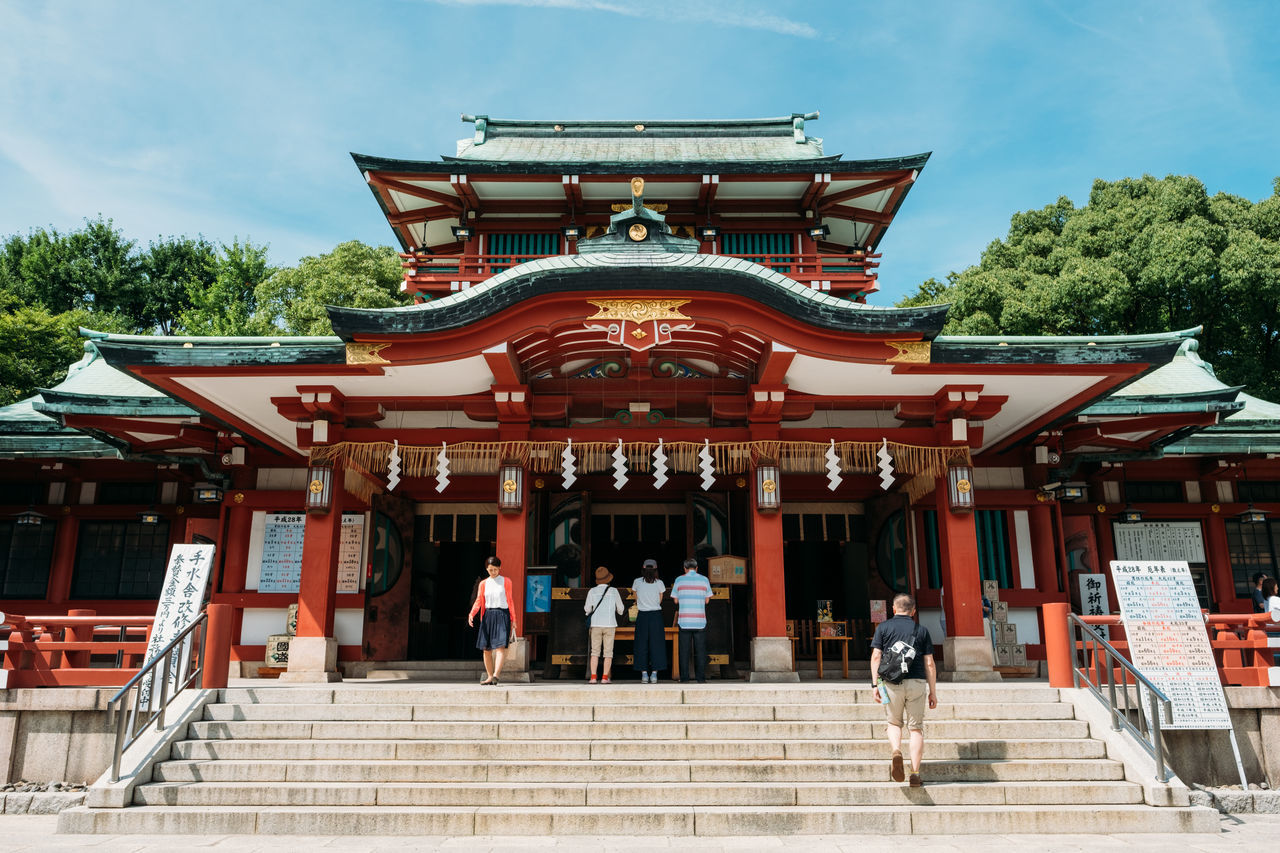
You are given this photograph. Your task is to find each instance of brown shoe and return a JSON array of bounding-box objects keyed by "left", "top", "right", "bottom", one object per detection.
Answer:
[
  {"left": 890, "top": 751, "right": 905, "bottom": 783},
  {"left": 909, "top": 771, "right": 923, "bottom": 788}
]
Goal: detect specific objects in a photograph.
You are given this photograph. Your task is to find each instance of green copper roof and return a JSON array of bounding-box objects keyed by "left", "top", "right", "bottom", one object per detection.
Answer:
[
  {"left": 452, "top": 112, "right": 828, "bottom": 163},
  {"left": 0, "top": 396, "right": 120, "bottom": 458}
]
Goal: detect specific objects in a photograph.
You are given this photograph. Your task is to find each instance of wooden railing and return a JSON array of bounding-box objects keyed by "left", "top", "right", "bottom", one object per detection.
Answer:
[
  {"left": 398, "top": 250, "right": 881, "bottom": 298},
  {"left": 0, "top": 611, "right": 154, "bottom": 689},
  {"left": 1062, "top": 613, "right": 1279, "bottom": 688}
]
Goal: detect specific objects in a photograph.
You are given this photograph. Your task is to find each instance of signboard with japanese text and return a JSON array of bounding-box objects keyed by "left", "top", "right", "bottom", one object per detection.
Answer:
[
  {"left": 139, "top": 543, "right": 215, "bottom": 708},
  {"left": 1076, "top": 572, "right": 1112, "bottom": 639},
  {"left": 1112, "top": 522, "right": 1206, "bottom": 564},
  {"left": 1109, "top": 560, "right": 1231, "bottom": 730},
  {"left": 259, "top": 512, "right": 365, "bottom": 593}
]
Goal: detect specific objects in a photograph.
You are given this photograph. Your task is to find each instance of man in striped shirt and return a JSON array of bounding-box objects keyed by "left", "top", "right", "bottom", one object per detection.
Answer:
[{"left": 670, "top": 557, "right": 714, "bottom": 683}]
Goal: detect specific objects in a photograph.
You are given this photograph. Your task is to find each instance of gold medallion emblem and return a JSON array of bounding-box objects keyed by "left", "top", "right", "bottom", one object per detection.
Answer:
[
  {"left": 629, "top": 223, "right": 648, "bottom": 241},
  {"left": 308, "top": 479, "right": 325, "bottom": 494},
  {"left": 956, "top": 479, "right": 971, "bottom": 493},
  {"left": 762, "top": 480, "right": 777, "bottom": 493},
  {"left": 502, "top": 479, "right": 518, "bottom": 494}
]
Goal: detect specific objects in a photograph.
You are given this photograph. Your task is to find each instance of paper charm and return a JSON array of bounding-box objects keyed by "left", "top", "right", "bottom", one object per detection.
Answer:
[
  {"left": 652, "top": 438, "right": 668, "bottom": 490},
  {"left": 825, "top": 439, "right": 842, "bottom": 492},
  {"left": 561, "top": 439, "right": 577, "bottom": 489},
  {"left": 698, "top": 438, "right": 716, "bottom": 491},
  {"left": 387, "top": 439, "right": 402, "bottom": 492},
  {"left": 611, "top": 439, "right": 628, "bottom": 490},
  {"left": 877, "top": 438, "right": 895, "bottom": 491},
  {"left": 435, "top": 442, "right": 450, "bottom": 493}
]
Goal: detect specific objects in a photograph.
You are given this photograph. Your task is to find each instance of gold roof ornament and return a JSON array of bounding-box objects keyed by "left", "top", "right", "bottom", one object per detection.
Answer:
[
  {"left": 630, "top": 176, "right": 645, "bottom": 197},
  {"left": 586, "top": 298, "right": 692, "bottom": 324}
]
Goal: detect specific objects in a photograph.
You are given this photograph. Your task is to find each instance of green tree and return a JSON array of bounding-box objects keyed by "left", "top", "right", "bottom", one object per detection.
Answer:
[
  {"left": 0, "top": 295, "right": 134, "bottom": 406},
  {"left": 138, "top": 236, "right": 218, "bottom": 334},
  {"left": 897, "top": 175, "right": 1280, "bottom": 400},
  {"left": 252, "top": 241, "right": 407, "bottom": 336},
  {"left": 0, "top": 218, "right": 144, "bottom": 322},
  {"left": 176, "top": 239, "right": 275, "bottom": 336}
]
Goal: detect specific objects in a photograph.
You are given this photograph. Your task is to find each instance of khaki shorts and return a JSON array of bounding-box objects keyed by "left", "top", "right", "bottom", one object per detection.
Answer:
[
  {"left": 589, "top": 626, "right": 616, "bottom": 657},
  {"left": 883, "top": 678, "right": 928, "bottom": 732}
]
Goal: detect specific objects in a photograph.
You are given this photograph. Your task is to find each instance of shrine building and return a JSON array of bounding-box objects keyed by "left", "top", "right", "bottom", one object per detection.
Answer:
[{"left": 2, "top": 112, "right": 1277, "bottom": 682}]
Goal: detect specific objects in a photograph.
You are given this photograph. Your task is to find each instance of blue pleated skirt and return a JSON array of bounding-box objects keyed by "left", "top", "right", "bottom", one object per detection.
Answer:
[{"left": 476, "top": 607, "right": 512, "bottom": 650}]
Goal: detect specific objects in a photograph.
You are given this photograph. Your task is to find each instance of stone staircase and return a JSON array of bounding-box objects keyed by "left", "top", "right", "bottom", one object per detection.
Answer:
[{"left": 58, "top": 683, "right": 1218, "bottom": 836}]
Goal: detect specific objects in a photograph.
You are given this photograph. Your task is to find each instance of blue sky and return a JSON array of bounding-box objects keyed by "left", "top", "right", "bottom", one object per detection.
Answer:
[{"left": 1, "top": 0, "right": 1277, "bottom": 304}]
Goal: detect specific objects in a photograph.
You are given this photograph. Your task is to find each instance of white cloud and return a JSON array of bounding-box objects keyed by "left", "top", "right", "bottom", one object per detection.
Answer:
[{"left": 427, "top": 0, "right": 820, "bottom": 38}]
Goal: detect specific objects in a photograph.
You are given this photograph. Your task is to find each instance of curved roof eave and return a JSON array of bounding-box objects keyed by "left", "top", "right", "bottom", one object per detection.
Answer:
[
  {"left": 325, "top": 254, "right": 950, "bottom": 341},
  {"left": 351, "top": 151, "right": 931, "bottom": 176}
]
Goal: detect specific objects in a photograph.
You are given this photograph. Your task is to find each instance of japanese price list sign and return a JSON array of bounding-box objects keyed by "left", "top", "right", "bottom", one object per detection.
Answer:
[
  {"left": 140, "top": 543, "right": 215, "bottom": 709},
  {"left": 259, "top": 513, "right": 365, "bottom": 593},
  {"left": 1109, "top": 560, "right": 1231, "bottom": 730}
]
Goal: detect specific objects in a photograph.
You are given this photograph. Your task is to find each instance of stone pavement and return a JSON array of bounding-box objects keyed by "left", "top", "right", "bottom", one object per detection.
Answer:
[{"left": 2, "top": 813, "right": 1279, "bottom": 852}]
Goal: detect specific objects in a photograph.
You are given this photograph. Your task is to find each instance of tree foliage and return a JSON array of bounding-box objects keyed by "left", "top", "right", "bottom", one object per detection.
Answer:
[
  {"left": 897, "top": 175, "right": 1280, "bottom": 401},
  {"left": 0, "top": 214, "right": 409, "bottom": 405},
  {"left": 253, "top": 241, "right": 405, "bottom": 336}
]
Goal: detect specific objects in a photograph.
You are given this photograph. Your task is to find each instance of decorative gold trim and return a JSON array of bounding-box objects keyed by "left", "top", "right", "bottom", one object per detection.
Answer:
[
  {"left": 886, "top": 340, "right": 932, "bottom": 364},
  {"left": 630, "top": 176, "right": 645, "bottom": 195},
  {"left": 551, "top": 588, "right": 572, "bottom": 600},
  {"left": 345, "top": 342, "right": 391, "bottom": 365},
  {"left": 611, "top": 202, "right": 668, "bottom": 213},
  {"left": 586, "top": 298, "right": 692, "bottom": 324},
  {"left": 628, "top": 223, "right": 648, "bottom": 241}
]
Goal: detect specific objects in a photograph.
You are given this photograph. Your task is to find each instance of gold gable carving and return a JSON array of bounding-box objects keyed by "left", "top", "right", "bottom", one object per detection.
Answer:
[
  {"left": 886, "top": 340, "right": 931, "bottom": 364},
  {"left": 610, "top": 202, "right": 668, "bottom": 213},
  {"left": 586, "top": 299, "right": 692, "bottom": 324},
  {"left": 345, "top": 342, "right": 391, "bottom": 365}
]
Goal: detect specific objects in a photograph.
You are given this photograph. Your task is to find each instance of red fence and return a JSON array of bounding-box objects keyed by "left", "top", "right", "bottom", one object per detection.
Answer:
[
  {"left": 0, "top": 610, "right": 154, "bottom": 688},
  {"left": 1043, "top": 603, "right": 1279, "bottom": 688}
]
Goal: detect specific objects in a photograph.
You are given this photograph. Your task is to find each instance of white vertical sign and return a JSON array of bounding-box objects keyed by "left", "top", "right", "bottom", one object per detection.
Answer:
[{"left": 140, "top": 543, "right": 215, "bottom": 707}]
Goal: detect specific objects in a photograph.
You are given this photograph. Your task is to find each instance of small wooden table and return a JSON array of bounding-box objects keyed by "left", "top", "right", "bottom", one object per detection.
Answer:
[
  {"left": 613, "top": 626, "right": 681, "bottom": 681},
  {"left": 815, "top": 623, "right": 853, "bottom": 679}
]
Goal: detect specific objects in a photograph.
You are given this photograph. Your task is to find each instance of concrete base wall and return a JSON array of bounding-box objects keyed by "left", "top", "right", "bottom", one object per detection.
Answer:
[
  {"left": 1165, "top": 687, "right": 1280, "bottom": 790},
  {"left": 0, "top": 690, "right": 115, "bottom": 785}
]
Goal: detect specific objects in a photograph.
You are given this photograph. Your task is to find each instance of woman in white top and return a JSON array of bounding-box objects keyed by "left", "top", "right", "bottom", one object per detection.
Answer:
[
  {"left": 1262, "top": 577, "right": 1280, "bottom": 623},
  {"left": 467, "top": 556, "right": 519, "bottom": 685},
  {"left": 584, "top": 566, "right": 624, "bottom": 684},
  {"left": 631, "top": 558, "right": 667, "bottom": 684}
]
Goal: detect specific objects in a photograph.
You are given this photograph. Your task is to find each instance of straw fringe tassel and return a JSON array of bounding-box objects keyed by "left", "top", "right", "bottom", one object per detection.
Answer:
[{"left": 311, "top": 441, "right": 971, "bottom": 495}]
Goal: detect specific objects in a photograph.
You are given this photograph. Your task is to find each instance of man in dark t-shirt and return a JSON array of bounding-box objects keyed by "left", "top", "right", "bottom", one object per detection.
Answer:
[{"left": 870, "top": 593, "right": 937, "bottom": 788}]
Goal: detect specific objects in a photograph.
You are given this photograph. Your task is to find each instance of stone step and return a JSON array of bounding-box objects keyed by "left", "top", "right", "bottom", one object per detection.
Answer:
[
  {"left": 155, "top": 756, "right": 1124, "bottom": 783},
  {"left": 202, "top": 701, "right": 1076, "bottom": 723},
  {"left": 186, "top": 718, "right": 1091, "bottom": 742},
  {"left": 217, "top": 685, "right": 1064, "bottom": 707},
  {"left": 133, "top": 779, "right": 1145, "bottom": 808},
  {"left": 56, "top": 803, "right": 1219, "bottom": 836}
]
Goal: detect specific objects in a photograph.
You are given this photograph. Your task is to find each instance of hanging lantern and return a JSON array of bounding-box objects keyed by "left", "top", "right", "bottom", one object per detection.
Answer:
[
  {"left": 1238, "top": 505, "right": 1269, "bottom": 525},
  {"left": 305, "top": 464, "right": 334, "bottom": 513},
  {"left": 1117, "top": 505, "right": 1145, "bottom": 524},
  {"left": 946, "top": 464, "right": 975, "bottom": 513},
  {"left": 755, "top": 465, "right": 781, "bottom": 512},
  {"left": 499, "top": 465, "right": 523, "bottom": 513}
]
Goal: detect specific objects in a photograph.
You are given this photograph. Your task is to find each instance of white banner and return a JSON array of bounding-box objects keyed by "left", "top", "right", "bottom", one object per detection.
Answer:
[
  {"left": 140, "top": 543, "right": 215, "bottom": 708},
  {"left": 1109, "top": 560, "right": 1231, "bottom": 730},
  {"left": 1112, "top": 521, "right": 1205, "bottom": 563}
]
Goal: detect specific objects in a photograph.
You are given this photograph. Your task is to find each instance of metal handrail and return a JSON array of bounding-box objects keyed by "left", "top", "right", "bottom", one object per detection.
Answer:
[
  {"left": 1068, "top": 613, "right": 1173, "bottom": 782},
  {"left": 107, "top": 612, "right": 208, "bottom": 783}
]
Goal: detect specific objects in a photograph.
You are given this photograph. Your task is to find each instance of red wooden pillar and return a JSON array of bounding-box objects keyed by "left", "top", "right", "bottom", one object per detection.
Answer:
[
  {"left": 46, "top": 508, "right": 81, "bottom": 606},
  {"left": 1203, "top": 512, "right": 1238, "bottom": 611},
  {"left": 749, "top": 491, "right": 786, "bottom": 639},
  {"left": 1029, "top": 503, "right": 1061, "bottom": 595},
  {"left": 935, "top": 476, "right": 984, "bottom": 637},
  {"left": 495, "top": 473, "right": 529, "bottom": 623},
  {"left": 295, "top": 469, "right": 345, "bottom": 639}
]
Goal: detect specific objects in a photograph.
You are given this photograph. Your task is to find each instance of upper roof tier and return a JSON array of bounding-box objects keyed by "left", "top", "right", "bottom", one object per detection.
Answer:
[{"left": 452, "top": 112, "right": 828, "bottom": 162}]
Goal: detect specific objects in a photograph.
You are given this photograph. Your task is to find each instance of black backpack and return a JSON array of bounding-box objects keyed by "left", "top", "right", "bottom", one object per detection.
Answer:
[{"left": 877, "top": 624, "right": 926, "bottom": 684}]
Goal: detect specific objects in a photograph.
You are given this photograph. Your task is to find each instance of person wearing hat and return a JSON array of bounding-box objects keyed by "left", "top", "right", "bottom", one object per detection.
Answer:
[
  {"left": 631, "top": 558, "right": 668, "bottom": 684},
  {"left": 584, "top": 566, "right": 625, "bottom": 684}
]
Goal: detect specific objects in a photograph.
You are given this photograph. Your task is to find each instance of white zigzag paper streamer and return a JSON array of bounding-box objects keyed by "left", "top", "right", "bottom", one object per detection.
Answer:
[
  {"left": 698, "top": 439, "right": 716, "bottom": 491},
  {"left": 652, "top": 438, "right": 668, "bottom": 490},
  {"left": 435, "top": 442, "right": 450, "bottom": 493},
  {"left": 825, "top": 439, "right": 842, "bottom": 492},
  {"left": 561, "top": 439, "right": 577, "bottom": 489},
  {"left": 387, "top": 439, "right": 402, "bottom": 492},
  {"left": 877, "top": 438, "right": 895, "bottom": 491},
  {"left": 612, "top": 439, "right": 628, "bottom": 490}
]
